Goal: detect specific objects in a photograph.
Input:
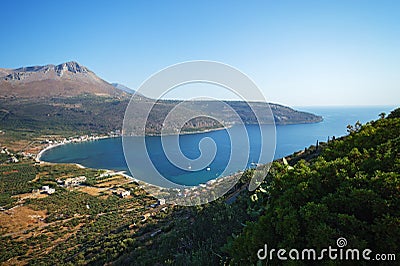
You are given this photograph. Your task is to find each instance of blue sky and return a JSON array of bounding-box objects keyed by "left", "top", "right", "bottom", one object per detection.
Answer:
[{"left": 1, "top": 0, "right": 399, "bottom": 106}]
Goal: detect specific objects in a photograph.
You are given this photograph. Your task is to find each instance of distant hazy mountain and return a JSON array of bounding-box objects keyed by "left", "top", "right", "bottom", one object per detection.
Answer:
[{"left": 0, "top": 61, "right": 322, "bottom": 135}]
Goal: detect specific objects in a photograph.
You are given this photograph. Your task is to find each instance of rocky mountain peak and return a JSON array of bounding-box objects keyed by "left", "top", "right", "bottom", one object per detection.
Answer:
[
  {"left": 0, "top": 61, "right": 128, "bottom": 98},
  {"left": 1, "top": 61, "right": 91, "bottom": 80},
  {"left": 54, "top": 61, "right": 89, "bottom": 76}
]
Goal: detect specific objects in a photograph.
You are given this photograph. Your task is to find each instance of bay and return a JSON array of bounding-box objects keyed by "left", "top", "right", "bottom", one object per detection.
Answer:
[{"left": 40, "top": 106, "right": 395, "bottom": 186}]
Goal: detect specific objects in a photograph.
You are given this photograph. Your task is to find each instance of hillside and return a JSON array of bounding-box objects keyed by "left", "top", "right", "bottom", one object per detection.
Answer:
[
  {"left": 111, "top": 83, "right": 138, "bottom": 94},
  {"left": 0, "top": 62, "right": 128, "bottom": 99},
  {"left": 1, "top": 109, "right": 395, "bottom": 265},
  {"left": 223, "top": 109, "right": 400, "bottom": 264},
  {"left": 0, "top": 62, "right": 322, "bottom": 137},
  {"left": 113, "top": 107, "right": 400, "bottom": 265}
]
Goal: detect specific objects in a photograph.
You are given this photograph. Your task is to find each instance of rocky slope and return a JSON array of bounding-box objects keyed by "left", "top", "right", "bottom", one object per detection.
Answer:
[{"left": 0, "top": 61, "right": 128, "bottom": 99}]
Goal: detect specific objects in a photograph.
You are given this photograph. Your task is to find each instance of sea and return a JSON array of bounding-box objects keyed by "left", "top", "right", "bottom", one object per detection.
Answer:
[{"left": 40, "top": 106, "right": 396, "bottom": 186}]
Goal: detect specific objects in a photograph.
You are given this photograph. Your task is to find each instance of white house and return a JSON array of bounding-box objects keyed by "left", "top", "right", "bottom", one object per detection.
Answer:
[
  {"left": 120, "top": 190, "right": 130, "bottom": 198},
  {"left": 157, "top": 198, "right": 166, "bottom": 205},
  {"left": 63, "top": 176, "right": 87, "bottom": 187},
  {"left": 41, "top": 186, "right": 55, "bottom": 195}
]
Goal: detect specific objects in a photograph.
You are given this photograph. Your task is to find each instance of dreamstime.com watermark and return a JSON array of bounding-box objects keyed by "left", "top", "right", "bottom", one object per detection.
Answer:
[
  {"left": 122, "top": 61, "right": 276, "bottom": 206},
  {"left": 257, "top": 237, "right": 396, "bottom": 262}
]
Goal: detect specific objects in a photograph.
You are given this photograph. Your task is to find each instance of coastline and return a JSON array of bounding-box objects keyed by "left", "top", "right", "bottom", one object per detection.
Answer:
[
  {"left": 35, "top": 135, "right": 116, "bottom": 162},
  {"left": 35, "top": 124, "right": 232, "bottom": 162},
  {"left": 34, "top": 118, "right": 325, "bottom": 191},
  {"left": 35, "top": 142, "right": 65, "bottom": 162},
  {"left": 34, "top": 136, "right": 139, "bottom": 181},
  {"left": 36, "top": 116, "right": 324, "bottom": 162},
  {"left": 32, "top": 126, "right": 326, "bottom": 206},
  {"left": 178, "top": 125, "right": 229, "bottom": 136}
]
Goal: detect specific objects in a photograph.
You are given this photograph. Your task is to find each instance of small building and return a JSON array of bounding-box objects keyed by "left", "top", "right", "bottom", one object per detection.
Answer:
[
  {"left": 41, "top": 186, "right": 55, "bottom": 195},
  {"left": 120, "top": 190, "right": 130, "bottom": 198},
  {"left": 64, "top": 176, "right": 87, "bottom": 187},
  {"left": 206, "top": 179, "right": 216, "bottom": 186},
  {"left": 157, "top": 198, "right": 166, "bottom": 206},
  {"left": 113, "top": 189, "right": 131, "bottom": 198},
  {"left": 99, "top": 172, "right": 110, "bottom": 178}
]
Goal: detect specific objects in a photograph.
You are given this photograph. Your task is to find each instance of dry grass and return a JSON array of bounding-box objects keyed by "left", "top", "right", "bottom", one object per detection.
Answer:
[
  {"left": 0, "top": 137, "right": 30, "bottom": 152},
  {"left": 0, "top": 205, "right": 47, "bottom": 235},
  {"left": 95, "top": 175, "right": 130, "bottom": 187},
  {"left": 12, "top": 191, "right": 48, "bottom": 201},
  {"left": 78, "top": 186, "right": 108, "bottom": 196}
]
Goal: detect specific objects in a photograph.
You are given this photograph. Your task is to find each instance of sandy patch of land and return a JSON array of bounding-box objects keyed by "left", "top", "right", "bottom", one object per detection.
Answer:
[
  {"left": 0, "top": 205, "right": 47, "bottom": 234},
  {"left": 95, "top": 175, "right": 131, "bottom": 187},
  {"left": 78, "top": 186, "right": 109, "bottom": 196},
  {"left": 12, "top": 191, "right": 48, "bottom": 201}
]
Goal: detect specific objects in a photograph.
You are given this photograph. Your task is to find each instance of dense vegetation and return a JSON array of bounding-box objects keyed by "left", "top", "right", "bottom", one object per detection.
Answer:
[
  {"left": 225, "top": 108, "right": 400, "bottom": 264},
  {"left": 0, "top": 95, "right": 322, "bottom": 137},
  {"left": 0, "top": 163, "right": 161, "bottom": 264},
  {"left": 0, "top": 163, "right": 39, "bottom": 207},
  {"left": 0, "top": 108, "right": 398, "bottom": 265},
  {"left": 116, "top": 108, "right": 400, "bottom": 265},
  {"left": 0, "top": 95, "right": 129, "bottom": 134}
]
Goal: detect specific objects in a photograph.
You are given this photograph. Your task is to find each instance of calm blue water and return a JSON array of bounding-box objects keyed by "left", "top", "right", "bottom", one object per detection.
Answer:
[{"left": 41, "top": 106, "right": 395, "bottom": 186}]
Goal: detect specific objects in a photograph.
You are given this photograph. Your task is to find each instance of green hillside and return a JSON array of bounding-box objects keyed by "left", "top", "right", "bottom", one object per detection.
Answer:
[
  {"left": 224, "top": 108, "right": 400, "bottom": 264},
  {"left": 1, "top": 107, "right": 398, "bottom": 265},
  {"left": 0, "top": 96, "right": 322, "bottom": 137},
  {"left": 113, "top": 107, "right": 400, "bottom": 265}
]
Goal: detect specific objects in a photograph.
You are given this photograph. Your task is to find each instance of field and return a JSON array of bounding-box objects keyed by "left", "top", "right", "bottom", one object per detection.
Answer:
[{"left": 0, "top": 162, "right": 168, "bottom": 265}]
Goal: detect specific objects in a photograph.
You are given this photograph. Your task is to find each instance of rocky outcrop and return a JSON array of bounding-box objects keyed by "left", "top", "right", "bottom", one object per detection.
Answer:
[{"left": 0, "top": 61, "right": 129, "bottom": 98}]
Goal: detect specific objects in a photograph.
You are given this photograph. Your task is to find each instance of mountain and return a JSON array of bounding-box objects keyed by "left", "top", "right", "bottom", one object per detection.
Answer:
[
  {"left": 111, "top": 83, "right": 138, "bottom": 94},
  {"left": 0, "top": 61, "right": 128, "bottom": 99},
  {"left": 0, "top": 62, "right": 322, "bottom": 135}
]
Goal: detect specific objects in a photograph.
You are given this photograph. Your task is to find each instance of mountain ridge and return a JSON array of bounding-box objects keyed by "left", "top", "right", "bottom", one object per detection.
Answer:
[
  {"left": 0, "top": 61, "right": 128, "bottom": 99},
  {"left": 1, "top": 61, "right": 93, "bottom": 80},
  {"left": 0, "top": 61, "right": 322, "bottom": 135}
]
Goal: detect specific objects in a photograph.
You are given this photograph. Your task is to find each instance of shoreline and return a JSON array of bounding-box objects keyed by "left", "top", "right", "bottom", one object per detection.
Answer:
[
  {"left": 35, "top": 135, "right": 117, "bottom": 162},
  {"left": 125, "top": 125, "right": 231, "bottom": 137},
  {"left": 34, "top": 119, "right": 324, "bottom": 190},
  {"left": 36, "top": 142, "right": 65, "bottom": 162},
  {"left": 128, "top": 119, "right": 324, "bottom": 137},
  {"left": 34, "top": 135, "right": 138, "bottom": 181},
  {"left": 35, "top": 117, "right": 324, "bottom": 162},
  {"left": 35, "top": 125, "right": 232, "bottom": 162}
]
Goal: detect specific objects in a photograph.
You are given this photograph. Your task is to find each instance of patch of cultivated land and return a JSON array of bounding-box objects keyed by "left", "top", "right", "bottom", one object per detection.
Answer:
[
  {"left": 0, "top": 206, "right": 47, "bottom": 235},
  {"left": 94, "top": 175, "right": 132, "bottom": 187},
  {"left": 0, "top": 161, "right": 172, "bottom": 264}
]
